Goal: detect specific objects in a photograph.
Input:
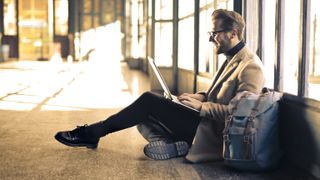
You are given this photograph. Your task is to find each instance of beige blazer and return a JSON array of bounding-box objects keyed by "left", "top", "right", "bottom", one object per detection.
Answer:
[{"left": 186, "top": 45, "right": 265, "bottom": 163}]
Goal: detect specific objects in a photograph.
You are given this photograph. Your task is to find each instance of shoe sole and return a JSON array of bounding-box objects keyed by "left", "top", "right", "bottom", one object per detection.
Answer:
[
  {"left": 54, "top": 134, "right": 98, "bottom": 149},
  {"left": 144, "top": 141, "right": 189, "bottom": 160}
]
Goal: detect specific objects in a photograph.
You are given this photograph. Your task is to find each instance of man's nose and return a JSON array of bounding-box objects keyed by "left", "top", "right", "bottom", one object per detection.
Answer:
[{"left": 209, "top": 35, "right": 214, "bottom": 42}]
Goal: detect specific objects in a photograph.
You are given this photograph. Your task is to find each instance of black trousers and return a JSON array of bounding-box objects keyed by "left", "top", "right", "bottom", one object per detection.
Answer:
[{"left": 87, "top": 91, "right": 201, "bottom": 145}]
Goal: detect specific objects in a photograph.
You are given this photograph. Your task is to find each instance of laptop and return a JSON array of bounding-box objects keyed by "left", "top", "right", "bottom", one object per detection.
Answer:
[{"left": 148, "top": 57, "right": 199, "bottom": 113}]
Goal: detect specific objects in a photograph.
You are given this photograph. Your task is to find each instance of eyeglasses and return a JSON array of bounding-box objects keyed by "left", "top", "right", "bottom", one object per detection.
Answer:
[{"left": 208, "top": 29, "right": 230, "bottom": 42}]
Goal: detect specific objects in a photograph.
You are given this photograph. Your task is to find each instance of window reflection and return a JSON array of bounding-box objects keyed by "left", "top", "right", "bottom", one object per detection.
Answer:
[
  {"left": 262, "top": 0, "right": 276, "bottom": 88},
  {"left": 283, "top": 0, "right": 300, "bottom": 95},
  {"left": 4, "top": 0, "right": 17, "bottom": 35},
  {"left": 308, "top": 0, "right": 320, "bottom": 100}
]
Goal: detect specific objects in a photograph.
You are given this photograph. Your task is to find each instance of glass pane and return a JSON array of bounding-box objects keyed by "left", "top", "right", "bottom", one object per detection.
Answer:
[
  {"left": 198, "top": 6, "right": 214, "bottom": 74},
  {"left": 4, "top": 0, "right": 17, "bottom": 35},
  {"left": 94, "top": 0, "right": 100, "bottom": 27},
  {"left": 262, "top": 0, "right": 276, "bottom": 89},
  {"left": 282, "top": 0, "right": 300, "bottom": 95},
  {"left": 215, "top": 0, "right": 233, "bottom": 10},
  {"left": 307, "top": 0, "right": 320, "bottom": 100},
  {"left": 102, "top": 0, "right": 115, "bottom": 23},
  {"left": 94, "top": 0, "right": 100, "bottom": 14},
  {"left": 131, "top": 0, "right": 139, "bottom": 58},
  {"left": 155, "top": 0, "right": 172, "bottom": 20},
  {"left": 179, "top": 0, "right": 194, "bottom": 18},
  {"left": 200, "top": 0, "right": 213, "bottom": 8},
  {"left": 178, "top": 17, "right": 194, "bottom": 70},
  {"left": 54, "top": 0, "right": 68, "bottom": 35},
  {"left": 83, "top": 15, "right": 92, "bottom": 30},
  {"left": 84, "top": 0, "right": 92, "bottom": 14},
  {"left": 155, "top": 22, "right": 173, "bottom": 66},
  {"left": 148, "top": 0, "right": 152, "bottom": 17},
  {"left": 19, "top": 0, "right": 51, "bottom": 59},
  {"left": 94, "top": 15, "right": 100, "bottom": 27},
  {"left": 138, "top": 1, "right": 146, "bottom": 58},
  {"left": 245, "top": 0, "right": 259, "bottom": 55}
]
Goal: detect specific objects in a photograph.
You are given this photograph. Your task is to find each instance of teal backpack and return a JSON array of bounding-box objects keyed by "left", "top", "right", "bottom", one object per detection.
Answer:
[{"left": 222, "top": 89, "right": 283, "bottom": 171}]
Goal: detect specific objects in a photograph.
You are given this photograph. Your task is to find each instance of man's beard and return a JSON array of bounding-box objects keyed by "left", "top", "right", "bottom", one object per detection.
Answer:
[{"left": 215, "top": 38, "right": 231, "bottom": 54}]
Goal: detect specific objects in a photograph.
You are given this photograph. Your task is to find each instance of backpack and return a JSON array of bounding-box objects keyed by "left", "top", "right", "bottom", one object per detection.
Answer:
[{"left": 222, "top": 89, "right": 283, "bottom": 171}]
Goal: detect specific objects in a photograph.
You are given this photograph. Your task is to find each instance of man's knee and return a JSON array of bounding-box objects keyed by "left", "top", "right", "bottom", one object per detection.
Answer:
[
  {"left": 140, "top": 91, "right": 157, "bottom": 99},
  {"left": 138, "top": 91, "right": 163, "bottom": 104}
]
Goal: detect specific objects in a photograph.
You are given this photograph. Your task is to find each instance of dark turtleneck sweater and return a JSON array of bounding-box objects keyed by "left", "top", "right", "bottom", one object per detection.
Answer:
[{"left": 225, "top": 40, "right": 245, "bottom": 60}]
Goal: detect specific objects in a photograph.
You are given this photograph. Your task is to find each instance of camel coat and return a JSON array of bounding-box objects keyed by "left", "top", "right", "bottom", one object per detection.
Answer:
[{"left": 186, "top": 45, "right": 265, "bottom": 163}]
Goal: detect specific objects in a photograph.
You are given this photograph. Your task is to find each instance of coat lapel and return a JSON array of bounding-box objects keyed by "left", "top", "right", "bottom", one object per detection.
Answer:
[
  {"left": 209, "top": 47, "right": 248, "bottom": 94},
  {"left": 206, "top": 60, "right": 229, "bottom": 93}
]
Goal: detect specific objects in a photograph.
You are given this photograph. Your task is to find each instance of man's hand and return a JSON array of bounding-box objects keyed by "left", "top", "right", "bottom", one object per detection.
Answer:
[
  {"left": 178, "top": 94, "right": 203, "bottom": 111},
  {"left": 178, "top": 93, "right": 205, "bottom": 102}
]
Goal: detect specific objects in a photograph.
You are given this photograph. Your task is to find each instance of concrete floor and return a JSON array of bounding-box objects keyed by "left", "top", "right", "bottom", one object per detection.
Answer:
[{"left": 0, "top": 59, "right": 315, "bottom": 179}]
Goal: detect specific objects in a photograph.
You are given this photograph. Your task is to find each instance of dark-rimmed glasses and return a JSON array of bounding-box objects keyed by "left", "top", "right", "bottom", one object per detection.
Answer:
[{"left": 208, "top": 29, "right": 230, "bottom": 42}]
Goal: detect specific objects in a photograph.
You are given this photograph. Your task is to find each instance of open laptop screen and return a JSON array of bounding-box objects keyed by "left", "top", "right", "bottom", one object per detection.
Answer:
[{"left": 148, "top": 57, "right": 173, "bottom": 100}]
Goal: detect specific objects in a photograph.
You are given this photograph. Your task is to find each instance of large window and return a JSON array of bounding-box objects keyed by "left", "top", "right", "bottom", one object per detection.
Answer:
[
  {"left": 154, "top": 0, "right": 173, "bottom": 66},
  {"left": 3, "top": 0, "right": 17, "bottom": 35},
  {"left": 307, "top": 0, "right": 320, "bottom": 100},
  {"left": 178, "top": 0, "right": 194, "bottom": 70},
  {"left": 261, "top": 0, "right": 276, "bottom": 88},
  {"left": 282, "top": 0, "right": 300, "bottom": 95}
]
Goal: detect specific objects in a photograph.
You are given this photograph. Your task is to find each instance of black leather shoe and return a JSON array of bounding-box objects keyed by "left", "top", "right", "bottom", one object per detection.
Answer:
[{"left": 54, "top": 125, "right": 99, "bottom": 149}]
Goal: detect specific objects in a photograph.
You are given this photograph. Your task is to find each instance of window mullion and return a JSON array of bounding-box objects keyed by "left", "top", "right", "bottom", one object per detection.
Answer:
[
  {"left": 274, "top": 0, "right": 284, "bottom": 91},
  {"left": 298, "top": 0, "right": 310, "bottom": 97}
]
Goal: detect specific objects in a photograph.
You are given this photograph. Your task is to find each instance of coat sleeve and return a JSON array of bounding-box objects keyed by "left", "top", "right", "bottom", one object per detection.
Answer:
[
  {"left": 199, "top": 102, "right": 229, "bottom": 122},
  {"left": 199, "top": 59, "right": 265, "bottom": 122}
]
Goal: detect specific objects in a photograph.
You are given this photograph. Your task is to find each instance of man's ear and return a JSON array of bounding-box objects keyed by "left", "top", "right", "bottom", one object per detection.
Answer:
[{"left": 230, "top": 29, "right": 237, "bottom": 39}]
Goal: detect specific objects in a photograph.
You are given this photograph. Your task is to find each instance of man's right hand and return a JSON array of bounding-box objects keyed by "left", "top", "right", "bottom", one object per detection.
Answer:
[{"left": 178, "top": 93, "right": 205, "bottom": 102}]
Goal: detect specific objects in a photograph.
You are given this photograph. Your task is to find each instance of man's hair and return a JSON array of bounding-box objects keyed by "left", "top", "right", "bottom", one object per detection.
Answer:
[{"left": 212, "top": 9, "right": 245, "bottom": 40}]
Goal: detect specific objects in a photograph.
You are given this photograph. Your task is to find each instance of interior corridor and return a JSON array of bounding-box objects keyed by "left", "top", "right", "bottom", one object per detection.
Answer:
[{"left": 0, "top": 18, "right": 311, "bottom": 180}]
